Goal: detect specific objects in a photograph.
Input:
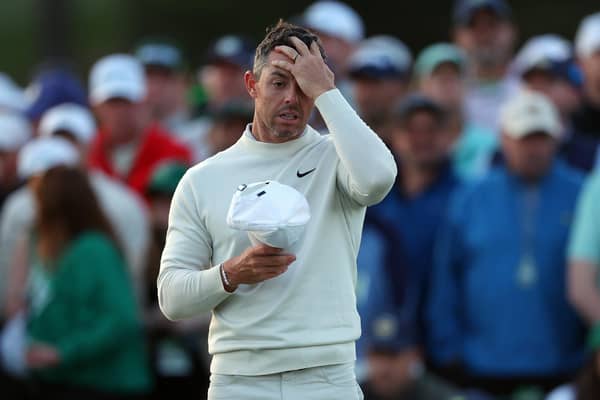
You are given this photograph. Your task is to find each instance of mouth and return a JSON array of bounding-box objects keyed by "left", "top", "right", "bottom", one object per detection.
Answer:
[{"left": 277, "top": 111, "right": 300, "bottom": 122}]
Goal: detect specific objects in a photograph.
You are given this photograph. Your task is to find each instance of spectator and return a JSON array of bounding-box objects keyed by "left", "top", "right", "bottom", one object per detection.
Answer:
[
  {"left": 184, "top": 35, "right": 255, "bottom": 162},
  {"left": 135, "top": 38, "right": 191, "bottom": 134},
  {"left": 24, "top": 67, "right": 87, "bottom": 126},
  {"left": 143, "top": 162, "right": 210, "bottom": 399},
  {"left": 348, "top": 35, "right": 412, "bottom": 145},
  {"left": 427, "top": 91, "right": 586, "bottom": 396},
  {"left": 356, "top": 213, "right": 405, "bottom": 382},
  {"left": 360, "top": 312, "right": 465, "bottom": 400},
  {"left": 204, "top": 99, "right": 253, "bottom": 156},
  {"left": 415, "top": 43, "right": 496, "bottom": 179},
  {"left": 87, "top": 54, "right": 191, "bottom": 195},
  {"left": 364, "top": 94, "right": 459, "bottom": 357},
  {"left": 0, "top": 112, "right": 31, "bottom": 209},
  {"left": 452, "top": 0, "right": 519, "bottom": 132},
  {"left": 301, "top": 0, "right": 364, "bottom": 84},
  {"left": 0, "top": 73, "right": 27, "bottom": 113},
  {"left": 1, "top": 105, "right": 150, "bottom": 313},
  {"left": 568, "top": 13, "right": 600, "bottom": 172},
  {"left": 25, "top": 166, "right": 151, "bottom": 399},
  {"left": 511, "top": 34, "right": 582, "bottom": 121},
  {"left": 567, "top": 171, "right": 600, "bottom": 326},
  {"left": 546, "top": 323, "right": 600, "bottom": 400}
]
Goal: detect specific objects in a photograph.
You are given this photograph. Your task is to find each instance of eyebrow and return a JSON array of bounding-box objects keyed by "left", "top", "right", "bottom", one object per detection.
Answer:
[{"left": 269, "top": 70, "right": 291, "bottom": 79}]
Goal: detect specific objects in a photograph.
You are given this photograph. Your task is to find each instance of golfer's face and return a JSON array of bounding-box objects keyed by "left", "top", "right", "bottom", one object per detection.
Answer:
[{"left": 254, "top": 51, "right": 314, "bottom": 139}]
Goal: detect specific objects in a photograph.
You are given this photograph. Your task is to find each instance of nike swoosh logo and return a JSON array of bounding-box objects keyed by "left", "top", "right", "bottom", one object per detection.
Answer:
[{"left": 296, "top": 168, "right": 316, "bottom": 178}]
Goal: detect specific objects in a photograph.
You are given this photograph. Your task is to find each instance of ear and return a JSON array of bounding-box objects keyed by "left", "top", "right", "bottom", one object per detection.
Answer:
[{"left": 244, "top": 70, "right": 257, "bottom": 99}]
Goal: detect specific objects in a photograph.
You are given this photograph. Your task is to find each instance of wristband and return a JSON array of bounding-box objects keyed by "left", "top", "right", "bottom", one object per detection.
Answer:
[{"left": 220, "top": 263, "right": 232, "bottom": 288}]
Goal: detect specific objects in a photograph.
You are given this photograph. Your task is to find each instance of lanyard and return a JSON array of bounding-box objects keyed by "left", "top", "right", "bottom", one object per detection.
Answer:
[{"left": 516, "top": 185, "right": 539, "bottom": 288}]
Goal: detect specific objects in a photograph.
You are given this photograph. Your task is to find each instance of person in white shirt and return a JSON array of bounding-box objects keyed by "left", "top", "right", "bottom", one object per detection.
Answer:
[{"left": 158, "top": 20, "right": 397, "bottom": 400}]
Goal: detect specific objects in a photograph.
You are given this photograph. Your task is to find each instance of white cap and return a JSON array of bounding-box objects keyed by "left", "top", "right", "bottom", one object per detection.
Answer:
[
  {"left": 575, "top": 12, "right": 600, "bottom": 58},
  {"left": 512, "top": 34, "right": 572, "bottom": 76},
  {"left": 500, "top": 90, "right": 562, "bottom": 139},
  {"left": 18, "top": 136, "right": 80, "bottom": 179},
  {"left": 227, "top": 181, "right": 311, "bottom": 249},
  {"left": 0, "top": 113, "right": 32, "bottom": 152},
  {"left": 39, "top": 103, "right": 96, "bottom": 145},
  {"left": 303, "top": 1, "right": 364, "bottom": 43},
  {"left": 0, "top": 73, "right": 27, "bottom": 112},
  {"left": 89, "top": 54, "right": 146, "bottom": 105}
]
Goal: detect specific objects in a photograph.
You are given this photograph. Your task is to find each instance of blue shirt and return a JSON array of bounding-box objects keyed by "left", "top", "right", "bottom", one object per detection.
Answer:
[
  {"left": 427, "top": 161, "right": 586, "bottom": 377},
  {"left": 360, "top": 163, "right": 460, "bottom": 344}
]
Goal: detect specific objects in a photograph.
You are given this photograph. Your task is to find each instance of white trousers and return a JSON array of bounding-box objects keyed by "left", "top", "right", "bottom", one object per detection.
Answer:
[{"left": 207, "top": 362, "right": 364, "bottom": 400}]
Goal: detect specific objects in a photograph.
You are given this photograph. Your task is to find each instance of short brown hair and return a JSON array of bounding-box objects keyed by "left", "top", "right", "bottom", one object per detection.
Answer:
[{"left": 253, "top": 19, "right": 326, "bottom": 79}]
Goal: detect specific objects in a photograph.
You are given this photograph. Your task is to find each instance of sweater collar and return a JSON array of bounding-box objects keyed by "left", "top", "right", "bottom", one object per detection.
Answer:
[{"left": 238, "top": 123, "right": 319, "bottom": 157}]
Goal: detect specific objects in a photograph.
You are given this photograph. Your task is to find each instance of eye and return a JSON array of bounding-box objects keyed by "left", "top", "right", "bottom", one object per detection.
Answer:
[{"left": 273, "top": 80, "right": 285, "bottom": 88}]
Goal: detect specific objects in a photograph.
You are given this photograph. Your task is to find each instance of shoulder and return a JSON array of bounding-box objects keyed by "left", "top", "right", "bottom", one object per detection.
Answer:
[
  {"left": 147, "top": 124, "right": 191, "bottom": 155},
  {"left": 553, "top": 161, "right": 585, "bottom": 191},
  {"left": 64, "top": 231, "right": 121, "bottom": 262}
]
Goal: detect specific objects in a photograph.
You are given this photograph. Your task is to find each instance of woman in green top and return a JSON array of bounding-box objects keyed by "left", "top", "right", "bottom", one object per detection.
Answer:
[{"left": 26, "top": 166, "right": 151, "bottom": 400}]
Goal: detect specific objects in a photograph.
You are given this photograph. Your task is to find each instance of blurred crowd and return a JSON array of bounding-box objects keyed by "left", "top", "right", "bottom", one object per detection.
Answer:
[{"left": 1, "top": 0, "right": 600, "bottom": 399}]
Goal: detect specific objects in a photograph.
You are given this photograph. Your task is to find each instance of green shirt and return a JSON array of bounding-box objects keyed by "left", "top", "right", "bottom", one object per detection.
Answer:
[
  {"left": 568, "top": 172, "right": 600, "bottom": 289},
  {"left": 27, "top": 231, "right": 151, "bottom": 393}
]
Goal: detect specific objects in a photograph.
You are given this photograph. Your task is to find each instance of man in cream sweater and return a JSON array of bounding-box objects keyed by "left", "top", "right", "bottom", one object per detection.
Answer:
[{"left": 158, "top": 20, "right": 397, "bottom": 399}]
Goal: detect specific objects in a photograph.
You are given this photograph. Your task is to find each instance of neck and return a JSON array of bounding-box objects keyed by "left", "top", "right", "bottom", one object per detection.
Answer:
[
  {"left": 399, "top": 163, "right": 442, "bottom": 197},
  {"left": 474, "top": 62, "right": 507, "bottom": 82}
]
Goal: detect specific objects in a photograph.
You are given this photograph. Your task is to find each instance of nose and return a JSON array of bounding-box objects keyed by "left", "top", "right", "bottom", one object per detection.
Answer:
[{"left": 283, "top": 83, "right": 300, "bottom": 105}]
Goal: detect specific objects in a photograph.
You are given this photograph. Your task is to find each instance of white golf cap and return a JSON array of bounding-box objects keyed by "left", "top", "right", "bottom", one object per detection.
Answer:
[
  {"left": 303, "top": 1, "right": 364, "bottom": 43},
  {"left": 18, "top": 136, "right": 80, "bottom": 179},
  {"left": 512, "top": 34, "right": 572, "bottom": 77},
  {"left": 0, "top": 113, "right": 32, "bottom": 152},
  {"left": 0, "top": 73, "right": 27, "bottom": 112},
  {"left": 89, "top": 54, "right": 146, "bottom": 105},
  {"left": 500, "top": 90, "right": 562, "bottom": 139},
  {"left": 39, "top": 103, "right": 96, "bottom": 145},
  {"left": 575, "top": 12, "right": 600, "bottom": 58},
  {"left": 227, "top": 181, "right": 311, "bottom": 249}
]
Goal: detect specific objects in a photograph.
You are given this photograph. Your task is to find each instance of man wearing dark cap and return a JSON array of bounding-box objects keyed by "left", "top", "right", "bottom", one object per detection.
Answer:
[
  {"left": 24, "top": 67, "right": 88, "bottom": 126},
  {"left": 199, "top": 35, "right": 254, "bottom": 112},
  {"left": 135, "top": 39, "right": 191, "bottom": 134},
  {"left": 348, "top": 35, "right": 412, "bottom": 146},
  {"left": 360, "top": 94, "right": 460, "bottom": 378},
  {"left": 452, "top": 0, "right": 519, "bottom": 132}
]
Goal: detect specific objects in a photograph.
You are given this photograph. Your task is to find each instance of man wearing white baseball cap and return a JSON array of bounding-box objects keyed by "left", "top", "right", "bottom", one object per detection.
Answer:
[
  {"left": 428, "top": 90, "right": 586, "bottom": 396},
  {"left": 87, "top": 54, "right": 191, "bottom": 196},
  {"left": 158, "top": 21, "right": 396, "bottom": 399}
]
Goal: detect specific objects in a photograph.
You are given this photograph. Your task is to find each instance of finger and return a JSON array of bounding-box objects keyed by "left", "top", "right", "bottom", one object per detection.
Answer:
[
  {"left": 274, "top": 45, "right": 298, "bottom": 62},
  {"left": 252, "top": 244, "right": 284, "bottom": 255},
  {"left": 251, "top": 255, "right": 296, "bottom": 267},
  {"left": 271, "top": 59, "right": 294, "bottom": 73},
  {"left": 290, "top": 37, "right": 310, "bottom": 56},
  {"left": 310, "top": 41, "right": 321, "bottom": 57}
]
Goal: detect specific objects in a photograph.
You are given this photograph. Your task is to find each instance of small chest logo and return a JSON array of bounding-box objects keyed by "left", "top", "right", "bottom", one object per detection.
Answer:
[{"left": 296, "top": 168, "right": 316, "bottom": 178}]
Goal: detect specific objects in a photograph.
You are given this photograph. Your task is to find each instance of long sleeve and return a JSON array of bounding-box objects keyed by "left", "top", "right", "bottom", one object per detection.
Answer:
[
  {"left": 568, "top": 173, "right": 600, "bottom": 264},
  {"left": 315, "top": 89, "right": 397, "bottom": 206},
  {"left": 426, "top": 190, "right": 465, "bottom": 365},
  {"left": 157, "top": 173, "right": 231, "bottom": 320}
]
